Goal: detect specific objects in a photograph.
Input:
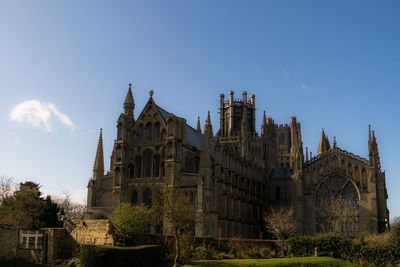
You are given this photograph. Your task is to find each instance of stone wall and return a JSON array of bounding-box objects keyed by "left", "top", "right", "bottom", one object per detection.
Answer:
[
  {"left": 44, "top": 228, "right": 72, "bottom": 264},
  {"left": 0, "top": 225, "right": 44, "bottom": 263},
  {"left": 0, "top": 225, "right": 18, "bottom": 260},
  {"left": 64, "top": 219, "right": 113, "bottom": 246}
]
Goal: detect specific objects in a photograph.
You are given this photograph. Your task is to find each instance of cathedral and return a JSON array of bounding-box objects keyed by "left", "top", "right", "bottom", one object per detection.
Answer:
[{"left": 86, "top": 84, "right": 389, "bottom": 238}]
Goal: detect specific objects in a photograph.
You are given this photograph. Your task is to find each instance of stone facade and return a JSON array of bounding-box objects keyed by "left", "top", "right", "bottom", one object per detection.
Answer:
[{"left": 86, "top": 85, "right": 389, "bottom": 238}]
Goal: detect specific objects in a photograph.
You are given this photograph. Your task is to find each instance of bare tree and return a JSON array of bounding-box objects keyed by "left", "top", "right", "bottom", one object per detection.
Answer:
[
  {"left": 316, "top": 195, "right": 357, "bottom": 234},
  {"left": 52, "top": 191, "right": 86, "bottom": 220},
  {"left": 264, "top": 205, "right": 297, "bottom": 240},
  {"left": 153, "top": 184, "right": 195, "bottom": 266},
  {"left": 0, "top": 176, "right": 15, "bottom": 204}
]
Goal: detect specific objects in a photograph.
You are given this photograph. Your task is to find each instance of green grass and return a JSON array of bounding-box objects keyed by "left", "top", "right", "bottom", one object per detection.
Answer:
[
  {"left": 183, "top": 257, "right": 356, "bottom": 267},
  {"left": 0, "top": 260, "right": 47, "bottom": 267}
]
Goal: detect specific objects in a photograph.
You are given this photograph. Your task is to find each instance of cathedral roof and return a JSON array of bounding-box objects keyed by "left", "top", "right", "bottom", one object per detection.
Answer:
[
  {"left": 156, "top": 105, "right": 170, "bottom": 121},
  {"left": 186, "top": 125, "right": 203, "bottom": 151},
  {"left": 270, "top": 167, "right": 293, "bottom": 179},
  {"left": 155, "top": 104, "right": 215, "bottom": 156}
]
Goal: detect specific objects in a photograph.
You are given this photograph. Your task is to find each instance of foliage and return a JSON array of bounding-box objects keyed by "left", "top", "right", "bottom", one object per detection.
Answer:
[
  {"left": 264, "top": 206, "right": 296, "bottom": 240},
  {"left": 0, "top": 181, "right": 61, "bottom": 228},
  {"left": 110, "top": 203, "right": 151, "bottom": 246},
  {"left": 389, "top": 220, "right": 400, "bottom": 247},
  {"left": 181, "top": 257, "right": 356, "bottom": 267},
  {"left": 0, "top": 260, "right": 47, "bottom": 267},
  {"left": 79, "top": 244, "right": 162, "bottom": 267},
  {"left": 193, "top": 246, "right": 211, "bottom": 260},
  {"left": 287, "top": 234, "right": 400, "bottom": 266},
  {"left": 259, "top": 247, "right": 272, "bottom": 258},
  {"left": 363, "top": 232, "right": 390, "bottom": 245},
  {"left": 153, "top": 184, "right": 195, "bottom": 266}
]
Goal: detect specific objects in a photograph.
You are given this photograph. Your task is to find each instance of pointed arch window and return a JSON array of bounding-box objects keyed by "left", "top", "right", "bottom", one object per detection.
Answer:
[
  {"left": 154, "top": 155, "right": 161, "bottom": 177},
  {"left": 131, "top": 189, "right": 138, "bottom": 205},
  {"left": 143, "top": 188, "right": 152, "bottom": 207},
  {"left": 155, "top": 122, "right": 161, "bottom": 140},
  {"left": 185, "top": 152, "right": 193, "bottom": 172},
  {"left": 138, "top": 125, "right": 144, "bottom": 141},
  {"left": 315, "top": 176, "right": 359, "bottom": 234},
  {"left": 135, "top": 156, "right": 142, "bottom": 178},
  {"left": 146, "top": 123, "right": 153, "bottom": 141},
  {"left": 144, "top": 149, "right": 153, "bottom": 177},
  {"left": 129, "top": 164, "right": 134, "bottom": 179}
]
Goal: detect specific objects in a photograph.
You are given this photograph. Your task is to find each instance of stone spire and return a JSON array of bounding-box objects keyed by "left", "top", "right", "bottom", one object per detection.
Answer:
[
  {"left": 197, "top": 116, "right": 202, "bottom": 133},
  {"left": 123, "top": 83, "right": 135, "bottom": 117},
  {"left": 318, "top": 128, "right": 330, "bottom": 155},
  {"left": 93, "top": 128, "right": 104, "bottom": 179},
  {"left": 204, "top": 111, "right": 213, "bottom": 137},
  {"left": 262, "top": 110, "right": 267, "bottom": 127}
]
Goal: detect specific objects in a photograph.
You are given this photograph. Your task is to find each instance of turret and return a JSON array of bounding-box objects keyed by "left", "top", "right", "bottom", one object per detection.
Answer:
[
  {"left": 219, "top": 94, "right": 224, "bottom": 135},
  {"left": 290, "top": 116, "right": 303, "bottom": 172},
  {"left": 123, "top": 83, "right": 135, "bottom": 118},
  {"left": 92, "top": 128, "right": 104, "bottom": 180}
]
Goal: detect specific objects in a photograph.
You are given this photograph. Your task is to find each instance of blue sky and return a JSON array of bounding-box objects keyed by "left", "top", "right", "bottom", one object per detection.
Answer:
[{"left": 0, "top": 1, "right": 399, "bottom": 217}]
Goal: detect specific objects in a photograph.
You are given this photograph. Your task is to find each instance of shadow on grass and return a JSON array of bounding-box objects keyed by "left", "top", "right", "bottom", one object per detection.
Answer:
[{"left": 0, "top": 260, "right": 46, "bottom": 267}]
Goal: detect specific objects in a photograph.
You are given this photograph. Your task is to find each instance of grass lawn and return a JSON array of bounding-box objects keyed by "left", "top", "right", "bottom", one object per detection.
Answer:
[
  {"left": 183, "top": 257, "right": 356, "bottom": 267},
  {"left": 0, "top": 260, "right": 47, "bottom": 267}
]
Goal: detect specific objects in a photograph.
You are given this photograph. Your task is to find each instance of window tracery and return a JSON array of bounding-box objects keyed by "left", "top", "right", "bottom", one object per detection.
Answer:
[{"left": 315, "top": 175, "right": 359, "bottom": 234}]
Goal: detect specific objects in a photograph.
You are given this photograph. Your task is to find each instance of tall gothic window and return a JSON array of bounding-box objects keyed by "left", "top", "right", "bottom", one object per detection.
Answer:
[
  {"left": 144, "top": 149, "right": 153, "bottom": 177},
  {"left": 143, "top": 188, "right": 152, "bottom": 207},
  {"left": 135, "top": 156, "right": 142, "bottom": 178},
  {"left": 161, "top": 161, "right": 165, "bottom": 177},
  {"left": 139, "top": 125, "right": 144, "bottom": 141},
  {"left": 185, "top": 152, "right": 193, "bottom": 172},
  {"left": 153, "top": 155, "right": 160, "bottom": 177},
  {"left": 146, "top": 123, "right": 152, "bottom": 141},
  {"left": 129, "top": 164, "right": 134, "bottom": 179},
  {"left": 155, "top": 122, "right": 161, "bottom": 140},
  {"left": 315, "top": 175, "right": 359, "bottom": 234},
  {"left": 279, "top": 133, "right": 285, "bottom": 145},
  {"left": 131, "top": 189, "right": 138, "bottom": 205}
]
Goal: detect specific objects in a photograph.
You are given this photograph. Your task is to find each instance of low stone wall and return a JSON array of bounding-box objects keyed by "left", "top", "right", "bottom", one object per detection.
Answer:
[
  {"left": 0, "top": 225, "right": 44, "bottom": 263},
  {"left": 64, "top": 219, "right": 113, "bottom": 246},
  {"left": 0, "top": 224, "right": 18, "bottom": 260},
  {"left": 44, "top": 228, "right": 72, "bottom": 264}
]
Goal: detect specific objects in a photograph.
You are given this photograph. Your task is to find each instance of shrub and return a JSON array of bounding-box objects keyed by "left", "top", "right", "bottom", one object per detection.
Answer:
[
  {"left": 260, "top": 247, "right": 271, "bottom": 258},
  {"left": 79, "top": 244, "right": 162, "bottom": 267},
  {"left": 389, "top": 221, "right": 400, "bottom": 247},
  {"left": 193, "top": 246, "right": 211, "bottom": 260},
  {"left": 179, "top": 232, "right": 195, "bottom": 264},
  {"left": 110, "top": 203, "right": 151, "bottom": 246},
  {"left": 287, "top": 234, "right": 400, "bottom": 266}
]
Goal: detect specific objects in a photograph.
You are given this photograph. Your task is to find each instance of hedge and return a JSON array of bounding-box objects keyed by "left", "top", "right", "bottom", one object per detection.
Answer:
[
  {"left": 287, "top": 234, "right": 400, "bottom": 266},
  {"left": 79, "top": 244, "right": 162, "bottom": 267}
]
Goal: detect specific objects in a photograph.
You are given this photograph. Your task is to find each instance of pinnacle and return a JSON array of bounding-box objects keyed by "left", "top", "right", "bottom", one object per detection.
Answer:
[{"left": 124, "top": 83, "right": 134, "bottom": 106}]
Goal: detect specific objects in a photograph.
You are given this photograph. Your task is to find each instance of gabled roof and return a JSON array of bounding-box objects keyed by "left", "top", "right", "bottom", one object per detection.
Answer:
[
  {"left": 156, "top": 105, "right": 170, "bottom": 122},
  {"left": 186, "top": 125, "right": 203, "bottom": 151},
  {"left": 155, "top": 104, "right": 208, "bottom": 153},
  {"left": 270, "top": 167, "right": 293, "bottom": 179}
]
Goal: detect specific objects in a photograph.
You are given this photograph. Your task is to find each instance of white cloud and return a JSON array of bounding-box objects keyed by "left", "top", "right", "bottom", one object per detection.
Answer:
[
  {"left": 300, "top": 84, "right": 311, "bottom": 91},
  {"left": 9, "top": 100, "right": 77, "bottom": 132}
]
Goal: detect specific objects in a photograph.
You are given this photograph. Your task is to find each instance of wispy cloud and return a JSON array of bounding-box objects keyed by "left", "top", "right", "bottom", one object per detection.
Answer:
[
  {"left": 9, "top": 100, "right": 77, "bottom": 132},
  {"left": 300, "top": 84, "right": 311, "bottom": 91}
]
